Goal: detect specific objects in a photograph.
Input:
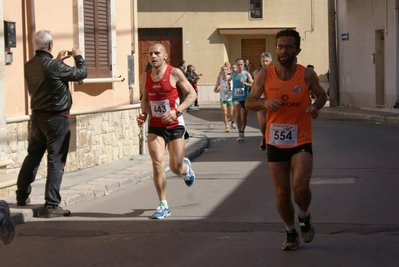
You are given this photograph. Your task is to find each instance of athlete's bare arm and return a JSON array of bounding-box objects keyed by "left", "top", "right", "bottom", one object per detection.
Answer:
[
  {"left": 171, "top": 67, "right": 196, "bottom": 111},
  {"left": 214, "top": 76, "right": 221, "bottom": 93},
  {"left": 137, "top": 72, "right": 151, "bottom": 127},
  {"left": 246, "top": 68, "right": 282, "bottom": 112},
  {"left": 305, "top": 68, "right": 328, "bottom": 118}
]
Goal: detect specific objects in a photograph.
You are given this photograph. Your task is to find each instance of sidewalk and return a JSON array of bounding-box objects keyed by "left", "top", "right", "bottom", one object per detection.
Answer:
[
  {"left": 2, "top": 104, "right": 398, "bottom": 225},
  {"left": 320, "top": 104, "right": 399, "bottom": 124},
  {"left": 3, "top": 128, "right": 209, "bottom": 225}
]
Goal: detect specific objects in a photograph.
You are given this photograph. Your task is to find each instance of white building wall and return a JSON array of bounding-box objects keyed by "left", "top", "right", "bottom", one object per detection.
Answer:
[{"left": 337, "top": 0, "right": 398, "bottom": 109}]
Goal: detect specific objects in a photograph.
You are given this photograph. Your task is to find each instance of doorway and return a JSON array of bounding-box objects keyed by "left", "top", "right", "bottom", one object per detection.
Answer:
[
  {"left": 241, "top": 38, "right": 267, "bottom": 69},
  {"left": 138, "top": 28, "right": 183, "bottom": 77}
]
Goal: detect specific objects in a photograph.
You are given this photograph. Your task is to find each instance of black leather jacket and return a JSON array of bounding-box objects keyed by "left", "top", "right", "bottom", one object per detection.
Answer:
[
  {"left": 24, "top": 50, "right": 87, "bottom": 115},
  {"left": 185, "top": 71, "right": 199, "bottom": 84}
]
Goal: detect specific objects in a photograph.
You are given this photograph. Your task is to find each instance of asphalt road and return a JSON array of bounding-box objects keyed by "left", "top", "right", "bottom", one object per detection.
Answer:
[{"left": 2, "top": 106, "right": 399, "bottom": 267}]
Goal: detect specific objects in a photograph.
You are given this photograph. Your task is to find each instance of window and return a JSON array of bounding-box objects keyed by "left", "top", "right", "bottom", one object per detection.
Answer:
[
  {"left": 84, "top": 0, "right": 111, "bottom": 78},
  {"left": 250, "top": 0, "right": 263, "bottom": 19}
]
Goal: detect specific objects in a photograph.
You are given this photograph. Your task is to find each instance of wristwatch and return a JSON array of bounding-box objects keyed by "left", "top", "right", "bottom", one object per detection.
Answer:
[{"left": 174, "top": 108, "right": 182, "bottom": 117}]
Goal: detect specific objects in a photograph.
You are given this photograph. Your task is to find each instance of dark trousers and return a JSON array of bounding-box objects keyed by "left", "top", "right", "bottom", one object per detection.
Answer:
[
  {"left": 194, "top": 89, "right": 199, "bottom": 106},
  {"left": 16, "top": 114, "right": 70, "bottom": 209}
]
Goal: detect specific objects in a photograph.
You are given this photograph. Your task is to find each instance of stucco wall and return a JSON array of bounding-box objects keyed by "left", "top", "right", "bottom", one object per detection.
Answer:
[
  {"left": 337, "top": 0, "right": 398, "bottom": 109},
  {"left": 138, "top": 0, "right": 329, "bottom": 86},
  {"left": 0, "top": 0, "right": 142, "bottom": 192},
  {"left": 3, "top": 0, "right": 25, "bottom": 117},
  {"left": 3, "top": 0, "right": 140, "bottom": 117}
]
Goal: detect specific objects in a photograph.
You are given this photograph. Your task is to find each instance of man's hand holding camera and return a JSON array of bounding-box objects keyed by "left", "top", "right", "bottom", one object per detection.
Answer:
[{"left": 56, "top": 48, "right": 83, "bottom": 61}]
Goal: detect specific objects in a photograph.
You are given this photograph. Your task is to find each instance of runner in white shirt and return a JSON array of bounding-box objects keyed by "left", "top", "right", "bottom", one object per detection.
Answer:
[{"left": 214, "top": 66, "right": 233, "bottom": 132}]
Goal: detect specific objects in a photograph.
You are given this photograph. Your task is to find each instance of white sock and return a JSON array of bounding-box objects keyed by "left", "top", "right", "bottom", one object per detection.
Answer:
[
  {"left": 286, "top": 224, "right": 296, "bottom": 231},
  {"left": 183, "top": 163, "right": 189, "bottom": 175},
  {"left": 160, "top": 200, "right": 168, "bottom": 207},
  {"left": 299, "top": 211, "right": 309, "bottom": 219}
]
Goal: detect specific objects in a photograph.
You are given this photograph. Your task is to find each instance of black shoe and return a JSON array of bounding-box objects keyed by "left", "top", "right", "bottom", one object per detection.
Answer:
[
  {"left": 298, "top": 214, "right": 315, "bottom": 243},
  {"left": 16, "top": 192, "right": 31, "bottom": 206},
  {"left": 45, "top": 207, "right": 71, "bottom": 218},
  {"left": 281, "top": 229, "right": 300, "bottom": 250}
]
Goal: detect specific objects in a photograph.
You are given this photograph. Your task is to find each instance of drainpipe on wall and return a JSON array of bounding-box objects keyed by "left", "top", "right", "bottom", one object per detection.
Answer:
[
  {"left": 130, "top": 0, "right": 146, "bottom": 155},
  {"left": 131, "top": 0, "right": 136, "bottom": 56},
  {"left": 26, "top": 0, "right": 35, "bottom": 58},
  {"left": 128, "top": 0, "right": 136, "bottom": 105},
  {"left": 328, "top": 0, "right": 339, "bottom": 107},
  {"left": 24, "top": 0, "right": 36, "bottom": 115},
  {"left": 394, "top": 0, "right": 399, "bottom": 109},
  {"left": 302, "top": 0, "right": 314, "bottom": 40}
]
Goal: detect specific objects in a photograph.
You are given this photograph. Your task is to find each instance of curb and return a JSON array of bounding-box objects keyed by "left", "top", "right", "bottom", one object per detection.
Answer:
[
  {"left": 320, "top": 108, "right": 399, "bottom": 124},
  {"left": 8, "top": 130, "right": 209, "bottom": 225}
]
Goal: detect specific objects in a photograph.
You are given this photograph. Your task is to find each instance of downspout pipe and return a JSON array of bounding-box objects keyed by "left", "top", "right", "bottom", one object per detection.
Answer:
[
  {"left": 24, "top": 0, "right": 36, "bottom": 115},
  {"left": 130, "top": 0, "right": 146, "bottom": 154},
  {"left": 303, "top": 0, "right": 314, "bottom": 40},
  {"left": 27, "top": 0, "right": 35, "bottom": 58},
  {"left": 394, "top": 0, "right": 399, "bottom": 108},
  {"left": 131, "top": 0, "right": 136, "bottom": 55},
  {"left": 328, "top": 0, "right": 339, "bottom": 107}
]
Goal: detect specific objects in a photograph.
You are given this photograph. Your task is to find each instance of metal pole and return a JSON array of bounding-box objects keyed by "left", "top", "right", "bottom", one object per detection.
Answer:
[
  {"left": 328, "top": 0, "right": 339, "bottom": 107},
  {"left": 139, "top": 120, "right": 147, "bottom": 155}
]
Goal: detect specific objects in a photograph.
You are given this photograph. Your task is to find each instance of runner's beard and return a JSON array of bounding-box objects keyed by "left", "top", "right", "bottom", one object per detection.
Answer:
[{"left": 277, "top": 54, "right": 296, "bottom": 67}]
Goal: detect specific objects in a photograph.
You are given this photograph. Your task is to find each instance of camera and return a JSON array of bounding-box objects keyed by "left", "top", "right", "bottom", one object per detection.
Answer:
[{"left": 66, "top": 51, "right": 72, "bottom": 56}]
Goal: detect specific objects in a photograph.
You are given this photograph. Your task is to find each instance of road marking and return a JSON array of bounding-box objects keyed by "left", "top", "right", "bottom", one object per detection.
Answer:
[{"left": 311, "top": 177, "right": 359, "bottom": 184}]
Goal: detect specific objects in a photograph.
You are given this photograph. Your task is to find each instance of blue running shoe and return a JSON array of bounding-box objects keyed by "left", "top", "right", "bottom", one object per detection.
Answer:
[
  {"left": 183, "top": 157, "right": 195, "bottom": 187},
  {"left": 151, "top": 205, "right": 171, "bottom": 219},
  {"left": 0, "top": 200, "right": 15, "bottom": 245}
]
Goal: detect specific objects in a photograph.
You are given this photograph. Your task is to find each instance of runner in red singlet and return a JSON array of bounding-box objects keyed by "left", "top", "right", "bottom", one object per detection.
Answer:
[
  {"left": 246, "top": 28, "right": 327, "bottom": 250},
  {"left": 137, "top": 43, "right": 197, "bottom": 219}
]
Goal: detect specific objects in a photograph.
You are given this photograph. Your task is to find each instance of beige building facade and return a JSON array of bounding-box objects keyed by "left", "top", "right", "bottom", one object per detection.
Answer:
[
  {"left": 0, "top": 0, "right": 141, "bottom": 196},
  {"left": 137, "top": 0, "right": 330, "bottom": 103}
]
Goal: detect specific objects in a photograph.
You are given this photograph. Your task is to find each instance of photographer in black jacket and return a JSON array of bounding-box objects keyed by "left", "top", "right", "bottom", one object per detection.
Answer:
[{"left": 16, "top": 30, "right": 87, "bottom": 218}]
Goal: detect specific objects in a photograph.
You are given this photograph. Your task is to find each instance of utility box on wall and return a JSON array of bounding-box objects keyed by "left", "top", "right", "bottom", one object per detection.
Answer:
[
  {"left": 127, "top": 55, "right": 134, "bottom": 85},
  {"left": 4, "top": 20, "right": 16, "bottom": 48}
]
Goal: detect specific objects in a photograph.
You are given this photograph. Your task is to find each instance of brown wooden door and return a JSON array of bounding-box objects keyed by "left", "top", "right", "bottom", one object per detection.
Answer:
[
  {"left": 138, "top": 28, "right": 183, "bottom": 77},
  {"left": 241, "top": 38, "right": 266, "bottom": 67}
]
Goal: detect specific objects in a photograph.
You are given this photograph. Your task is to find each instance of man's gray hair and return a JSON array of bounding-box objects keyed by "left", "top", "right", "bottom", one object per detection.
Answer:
[
  {"left": 33, "top": 30, "right": 53, "bottom": 51},
  {"left": 260, "top": 52, "right": 272, "bottom": 61}
]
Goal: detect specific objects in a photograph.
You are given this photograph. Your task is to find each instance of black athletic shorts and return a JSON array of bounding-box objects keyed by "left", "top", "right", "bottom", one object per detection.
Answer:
[
  {"left": 267, "top": 143, "right": 313, "bottom": 162},
  {"left": 148, "top": 125, "right": 189, "bottom": 143}
]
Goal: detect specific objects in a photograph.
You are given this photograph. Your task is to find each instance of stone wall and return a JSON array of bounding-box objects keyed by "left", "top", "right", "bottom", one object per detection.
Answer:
[{"left": 2, "top": 106, "right": 142, "bottom": 182}]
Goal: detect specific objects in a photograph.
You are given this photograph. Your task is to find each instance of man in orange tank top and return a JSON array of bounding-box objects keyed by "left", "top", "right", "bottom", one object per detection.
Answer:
[
  {"left": 246, "top": 28, "right": 327, "bottom": 250},
  {"left": 137, "top": 43, "right": 197, "bottom": 219}
]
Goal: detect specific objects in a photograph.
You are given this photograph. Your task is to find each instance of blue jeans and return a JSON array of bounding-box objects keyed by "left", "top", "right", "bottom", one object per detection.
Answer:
[{"left": 16, "top": 114, "right": 70, "bottom": 209}]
